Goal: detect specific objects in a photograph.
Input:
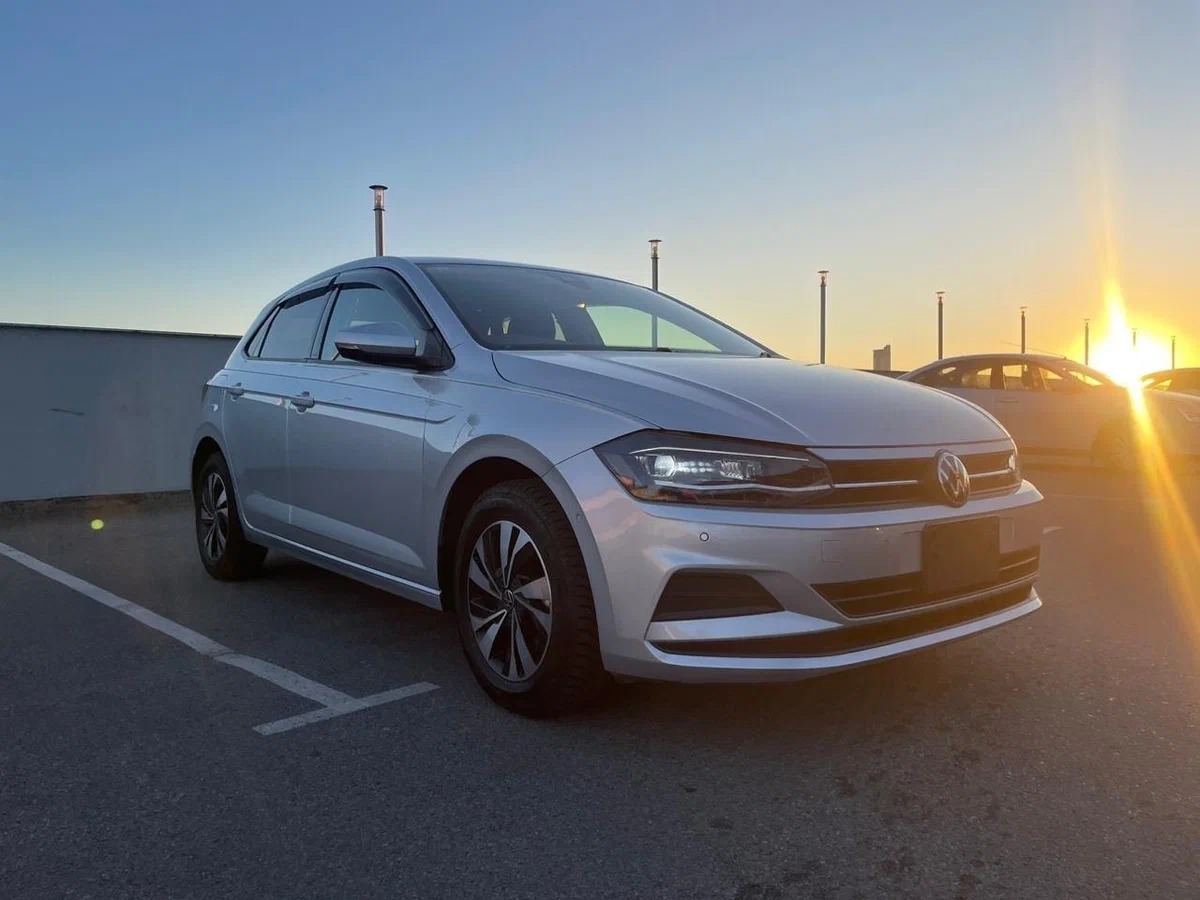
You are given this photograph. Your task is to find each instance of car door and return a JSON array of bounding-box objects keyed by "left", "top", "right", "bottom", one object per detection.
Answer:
[
  {"left": 221, "top": 285, "right": 331, "bottom": 535},
  {"left": 989, "top": 362, "right": 1047, "bottom": 451},
  {"left": 284, "top": 268, "right": 437, "bottom": 588},
  {"left": 1035, "top": 361, "right": 1125, "bottom": 456}
]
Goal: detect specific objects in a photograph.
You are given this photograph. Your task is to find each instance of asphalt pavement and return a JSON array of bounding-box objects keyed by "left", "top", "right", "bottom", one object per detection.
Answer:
[{"left": 1, "top": 467, "right": 1198, "bottom": 900}]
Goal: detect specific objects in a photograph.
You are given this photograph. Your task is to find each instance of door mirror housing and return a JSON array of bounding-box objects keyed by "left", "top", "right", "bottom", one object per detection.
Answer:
[{"left": 333, "top": 321, "right": 420, "bottom": 365}]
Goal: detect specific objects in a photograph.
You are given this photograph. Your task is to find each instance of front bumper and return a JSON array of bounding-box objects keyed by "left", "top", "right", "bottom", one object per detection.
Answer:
[{"left": 549, "top": 446, "right": 1043, "bottom": 683}]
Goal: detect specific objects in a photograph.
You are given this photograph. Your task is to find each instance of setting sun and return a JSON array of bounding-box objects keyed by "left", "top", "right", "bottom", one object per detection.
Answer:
[{"left": 1084, "top": 284, "right": 1174, "bottom": 386}]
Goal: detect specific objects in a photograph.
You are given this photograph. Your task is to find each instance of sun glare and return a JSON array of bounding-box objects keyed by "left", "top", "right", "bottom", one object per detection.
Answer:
[{"left": 1085, "top": 283, "right": 1172, "bottom": 386}]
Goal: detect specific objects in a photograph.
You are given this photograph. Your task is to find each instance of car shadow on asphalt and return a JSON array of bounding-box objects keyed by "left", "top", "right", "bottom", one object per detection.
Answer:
[{"left": 253, "top": 551, "right": 1037, "bottom": 752}]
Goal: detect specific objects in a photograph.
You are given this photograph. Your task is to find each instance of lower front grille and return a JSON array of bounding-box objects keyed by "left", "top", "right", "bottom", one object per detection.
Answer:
[
  {"left": 813, "top": 548, "right": 1040, "bottom": 618},
  {"left": 650, "top": 586, "right": 1033, "bottom": 658}
]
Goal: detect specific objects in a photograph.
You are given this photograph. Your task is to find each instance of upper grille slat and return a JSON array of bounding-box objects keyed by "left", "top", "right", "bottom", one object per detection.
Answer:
[{"left": 811, "top": 450, "right": 1019, "bottom": 509}]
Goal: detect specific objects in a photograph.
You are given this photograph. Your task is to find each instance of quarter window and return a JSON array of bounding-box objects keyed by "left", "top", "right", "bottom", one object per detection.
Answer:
[
  {"left": 258, "top": 292, "right": 329, "bottom": 360},
  {"left": 244, "top": 313, "right": 273, "bottom": 357}
]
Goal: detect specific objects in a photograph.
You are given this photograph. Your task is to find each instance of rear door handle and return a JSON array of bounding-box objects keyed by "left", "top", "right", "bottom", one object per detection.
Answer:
[
  {"left": 290, "top": 392, "right": 316, "bottom": 410},
  {"left": 227, "top": 384, "right": 245, "bottom": 398},
  {"left": 995, "top": 397, "right": 1019, "bottom": 404}
]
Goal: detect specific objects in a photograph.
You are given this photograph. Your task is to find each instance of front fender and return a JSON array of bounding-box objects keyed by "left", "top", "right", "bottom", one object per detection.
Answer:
[{"left": 419, "top": 379, "right": 650, "bottom": 596}]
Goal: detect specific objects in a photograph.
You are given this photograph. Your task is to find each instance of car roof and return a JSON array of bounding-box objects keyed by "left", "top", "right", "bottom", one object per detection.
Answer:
[
  {"left": 1143, "top": 368, "right": 1200, "bottom": 380},
  {"left": 311, "top": 255, "right": 617, "bottom": 284},
  {"left": 273, "top": 255, "right": 647, "bottom": 309},
  {"left": 910, "top": 352, "right": 1066, "bottom": 372}
]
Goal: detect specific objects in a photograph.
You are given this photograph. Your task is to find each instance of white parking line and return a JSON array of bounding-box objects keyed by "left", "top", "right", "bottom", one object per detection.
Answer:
[
  {"left": 254, "top": 683, "right": 439, "bottom": 735},
  {"left": 0, "top": 540, "right": 437, "bottom": 733}
]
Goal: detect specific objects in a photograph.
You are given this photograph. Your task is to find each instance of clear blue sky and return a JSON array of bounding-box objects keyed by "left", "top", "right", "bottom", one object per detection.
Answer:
[{"left": 2, "top": 0, "right": 1197, "bottom": 369}]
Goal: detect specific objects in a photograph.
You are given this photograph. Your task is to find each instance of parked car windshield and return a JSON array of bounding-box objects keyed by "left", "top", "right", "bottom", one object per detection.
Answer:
[{"left": 420, "top": 263, "right": 772, "bottom": 355}]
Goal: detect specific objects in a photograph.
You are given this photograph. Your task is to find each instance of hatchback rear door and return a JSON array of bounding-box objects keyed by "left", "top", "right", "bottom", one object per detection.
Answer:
[{"left": 221, "top": 284, "right": 332, "bottom": 536}]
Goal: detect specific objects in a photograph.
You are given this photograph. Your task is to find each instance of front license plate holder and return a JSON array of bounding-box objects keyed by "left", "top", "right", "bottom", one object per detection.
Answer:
[{"left": 922, "top": 517, "right": 1000, "bottom": 596}]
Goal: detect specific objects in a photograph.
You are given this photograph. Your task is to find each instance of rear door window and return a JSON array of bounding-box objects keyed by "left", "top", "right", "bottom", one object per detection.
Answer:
[
  {"left": 916, "top": 362, "right": 992, "bottom": 389},
  {"left": 999, "top": 363, "right": 1045, "bottom": 391},
  {"left": 258, "top": 291, "right": 329, "bottom": 360}
]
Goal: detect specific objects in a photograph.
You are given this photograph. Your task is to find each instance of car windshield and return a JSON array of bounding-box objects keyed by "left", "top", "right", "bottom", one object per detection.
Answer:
[
  {"left": 1056, "top": 360, "right": 1115, "bottom": 388},
  {"left": 419, "top": 263, "right": 772, "bottom": 355}
]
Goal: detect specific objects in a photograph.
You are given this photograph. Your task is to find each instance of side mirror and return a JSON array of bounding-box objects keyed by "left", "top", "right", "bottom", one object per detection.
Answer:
[{"left": 334, "top": 321, "right": 419, "bottom": 365}]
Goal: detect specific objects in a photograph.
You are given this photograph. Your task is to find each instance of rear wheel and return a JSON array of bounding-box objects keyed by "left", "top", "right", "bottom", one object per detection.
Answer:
[
  {"left": 194, "top": 452, "right": 266, "bottom": 580},
  {"left": 1094, "top": 420, "right": 1137, "bottom": 472},
  {"left": 453, "top": 479, "right": 609, "bottom": 717}
]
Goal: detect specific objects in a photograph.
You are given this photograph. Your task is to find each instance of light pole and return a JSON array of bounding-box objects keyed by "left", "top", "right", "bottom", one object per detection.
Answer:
[
  {"left": 818, "top": 271, "right": 829, "bottom": 364},
  {"left": 936, "top": 291, "right": 945, "bottom": 360},
  {"left": 1132, "top": 327, "right": 1138, "bottom": 350},
  {"left": 1020, "top": 306, "right": 1027, "bottom": 354},
  {"left": 369, "top": 184, "right": 388, "bottom": 256},
  {"left": 1084, "top": 318, "right": 1091, "bottom": 365},
  {"left": 1172, "top": 335, "right": 1177, "bottom": 369},
  {"left": 649, "top": 239, "right": 661, "bottom": 291}
]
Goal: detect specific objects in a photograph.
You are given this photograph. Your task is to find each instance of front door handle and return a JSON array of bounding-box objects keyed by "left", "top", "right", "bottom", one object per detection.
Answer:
[
  {"left": 290, "top": 392, "right": 316, "bottom": 410},
  {"left": 995, "top": 397, "right": 1019, "bottom": 404}
]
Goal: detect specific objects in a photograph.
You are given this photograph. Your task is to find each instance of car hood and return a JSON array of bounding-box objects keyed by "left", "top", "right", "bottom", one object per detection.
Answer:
[{"left": 492, "top": 352, "right": 1008, "bottom": 448}]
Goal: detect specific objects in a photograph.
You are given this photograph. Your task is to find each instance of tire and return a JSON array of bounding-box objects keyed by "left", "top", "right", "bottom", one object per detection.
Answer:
[
  {"left": 194, "top": 452, "right": 266, "bottom": 581},
  {"left": 453, "top": 479, "right": 609, "bottom": 717},
  {"left": 1094, "top": 420, "right": 1137, "bottom": 472}
]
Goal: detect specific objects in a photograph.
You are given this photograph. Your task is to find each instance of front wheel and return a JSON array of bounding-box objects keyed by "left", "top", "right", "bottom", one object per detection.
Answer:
[
  {"left": 1094, "top": 420, "right": 1138, "bottom": 472},
  {"left": 453, "top": 479, "right": 609, "bottom": 717},
  {"left": 194, "top": 453, "right": 266, "bottom": 581}
]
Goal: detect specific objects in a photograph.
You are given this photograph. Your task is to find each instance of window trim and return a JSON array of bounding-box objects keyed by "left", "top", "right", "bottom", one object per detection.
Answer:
[
  {"left": 254, "top": 287, "right": 333, "bottom": 362},
  {"left": 308, "top": 266, "right": 452, "bottom": 370}
]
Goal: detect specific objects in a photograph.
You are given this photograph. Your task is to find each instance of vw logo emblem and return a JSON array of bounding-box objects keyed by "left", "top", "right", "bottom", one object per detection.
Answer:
[{"left": 934, "top": 450, "right": 971, "bottom": 507}]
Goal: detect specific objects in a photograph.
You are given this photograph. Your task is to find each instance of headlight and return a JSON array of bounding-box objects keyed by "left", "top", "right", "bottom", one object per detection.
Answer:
[
  {"left": 1008, "top": 448, "right": 1022, "bottom": 481},
  {"left": 596, "top": 431, "right": 833, "bottom": 507}
]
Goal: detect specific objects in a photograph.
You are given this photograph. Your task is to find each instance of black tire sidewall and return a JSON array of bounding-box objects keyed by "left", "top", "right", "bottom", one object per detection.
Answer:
[
  {"left": 1095, "top": 420, "right": 1136, "bottom": 471},
  {"left": 194, "top": 452, "right": 260, "bottom": 579},
  {"left": 453, "top": 484, "right": 591, "bottom": 706}
]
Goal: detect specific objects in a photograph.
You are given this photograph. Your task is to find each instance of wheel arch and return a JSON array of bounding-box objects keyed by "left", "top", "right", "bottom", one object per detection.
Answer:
[
  {"left": 190, "top": 430, "right": 225, "bottom": 492},
  {"left": 431, "top": 436, "right": 599, "bottom": 614}
]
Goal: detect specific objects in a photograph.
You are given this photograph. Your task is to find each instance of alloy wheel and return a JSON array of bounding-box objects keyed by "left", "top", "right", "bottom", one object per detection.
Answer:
[
  {"left": 198, "top": 471, "right": 230, "bottom": 562},
  {"left": 466, "top": 520, "right": 553, "bottom": 682}
]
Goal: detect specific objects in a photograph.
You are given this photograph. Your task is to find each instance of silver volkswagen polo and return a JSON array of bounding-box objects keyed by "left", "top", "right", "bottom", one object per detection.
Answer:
[{"left": 191, "top": 257, "right": 1042, "bottom": 716}]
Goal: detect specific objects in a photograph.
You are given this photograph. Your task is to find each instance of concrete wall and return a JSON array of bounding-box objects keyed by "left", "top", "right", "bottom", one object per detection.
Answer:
[{"left": 0, "top": 324, "right": 239, "bottom": 501}]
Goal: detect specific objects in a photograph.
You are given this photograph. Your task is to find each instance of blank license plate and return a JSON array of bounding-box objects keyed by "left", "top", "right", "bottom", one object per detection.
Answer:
[{"left": 922, "top": 517, "right": 1000, "bottom": 595}]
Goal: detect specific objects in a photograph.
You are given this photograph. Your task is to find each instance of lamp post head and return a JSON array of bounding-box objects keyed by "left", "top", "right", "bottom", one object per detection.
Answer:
[
  {"left": 649, "top": 239, "right": 661, "bottom": 259},
  {"left": 936, "top": 291, "right": 945, "bottom": 303},
  {"left": 369, "top": 184, "right": 388, "bottom": 210},
  {"left": 818, "top": 270, "right": 829, "bottom": 286}
]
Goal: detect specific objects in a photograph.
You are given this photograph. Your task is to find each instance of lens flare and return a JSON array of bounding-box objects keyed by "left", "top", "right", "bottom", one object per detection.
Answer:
[
  {"left": 1085, "top": 284, "right": 1172, "bottom": 387},
  {"left": 1097, "top": 283, "right": 1200, "bottom": 660}
]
